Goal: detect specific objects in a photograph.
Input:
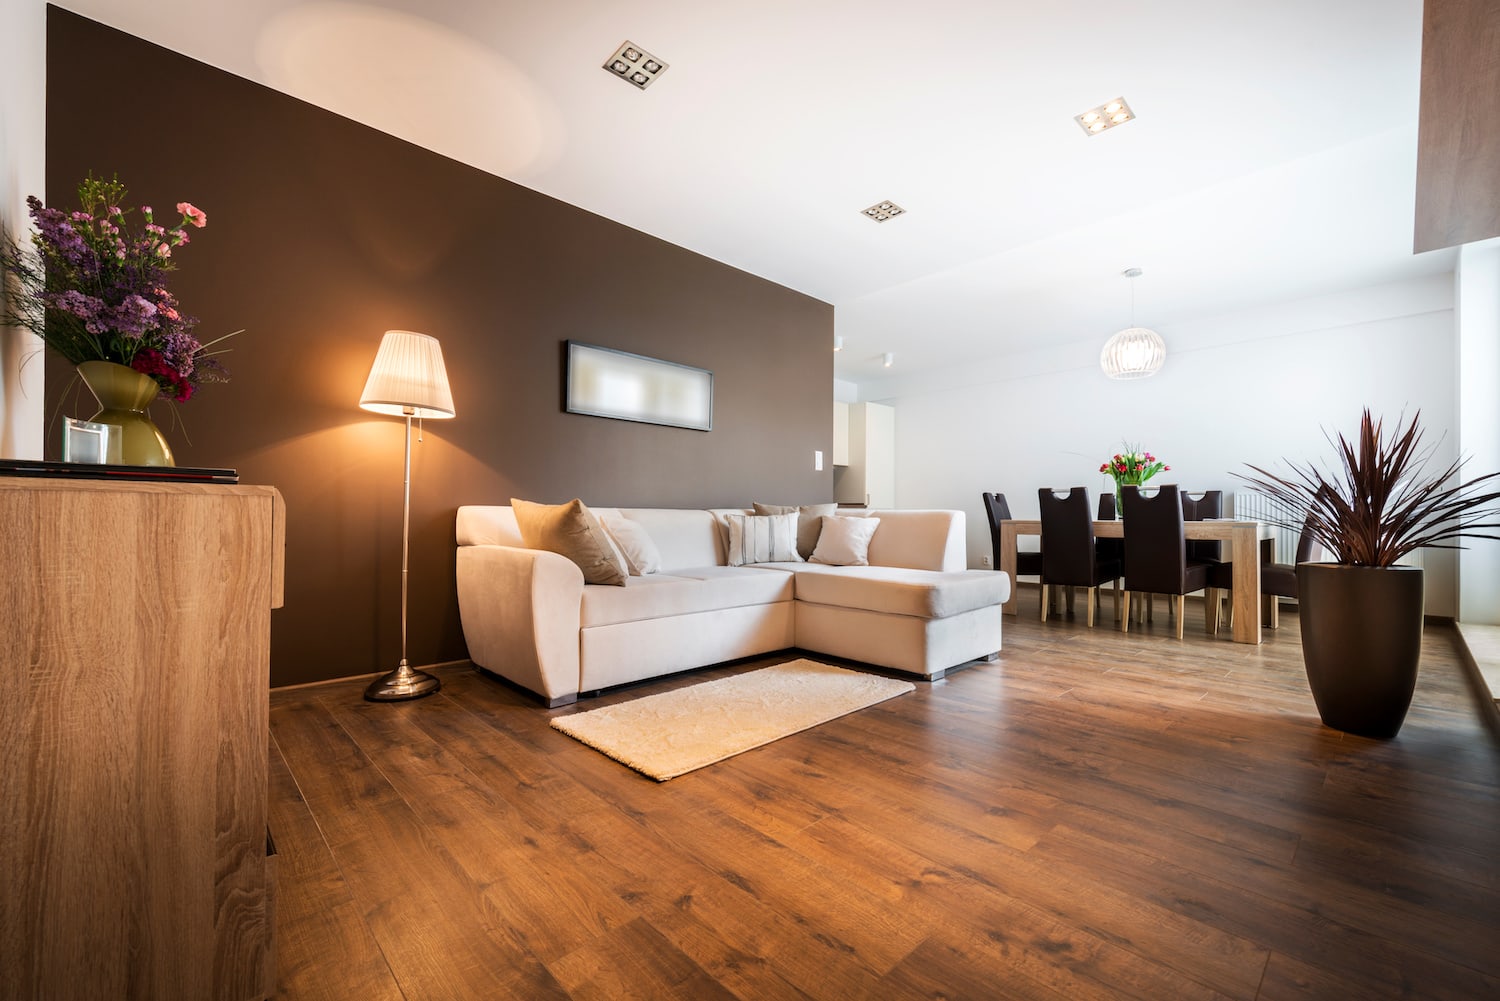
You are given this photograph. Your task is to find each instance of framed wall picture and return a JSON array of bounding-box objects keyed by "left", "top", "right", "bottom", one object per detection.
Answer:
[{"left": 565, "top": 341, "right": 713, "bottom": 432}]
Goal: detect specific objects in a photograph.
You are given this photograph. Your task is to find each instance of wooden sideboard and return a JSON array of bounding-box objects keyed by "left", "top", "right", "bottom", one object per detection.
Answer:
[{"left": 0, "top": 477, "right": 285, "bottom": 1000}]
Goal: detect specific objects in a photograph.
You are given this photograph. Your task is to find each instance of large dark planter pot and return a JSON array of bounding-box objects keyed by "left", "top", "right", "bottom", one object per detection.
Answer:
[{"left": 1296, "top": 563, "right": 1424, "bottom": 739}]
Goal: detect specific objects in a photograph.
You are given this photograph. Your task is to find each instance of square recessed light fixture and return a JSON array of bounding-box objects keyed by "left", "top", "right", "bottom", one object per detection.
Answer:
[
  {"left": 604, "top": 40, "right": 668, "bottom": 89},
  {"left": 1075, "top": 97, "right": 1135, "bottom": 136},
  {"left": 862, "top": 200, "right": 906, "bottom": 222}
]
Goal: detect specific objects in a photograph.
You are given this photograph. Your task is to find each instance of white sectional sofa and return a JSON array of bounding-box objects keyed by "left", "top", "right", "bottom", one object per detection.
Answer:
[{"left": 455, "top": 505, "right": 1011, "bottom": 706}]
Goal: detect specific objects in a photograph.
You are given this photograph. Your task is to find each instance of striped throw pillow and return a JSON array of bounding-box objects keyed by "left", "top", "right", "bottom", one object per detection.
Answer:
[{"left": 724, "top": 513, "right": 803, "bottom": 566}]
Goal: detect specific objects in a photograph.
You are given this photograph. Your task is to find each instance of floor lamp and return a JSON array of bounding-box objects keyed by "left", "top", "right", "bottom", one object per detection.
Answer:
[{"left": 359, "top": 329, "right": 456, "bottom": 701}]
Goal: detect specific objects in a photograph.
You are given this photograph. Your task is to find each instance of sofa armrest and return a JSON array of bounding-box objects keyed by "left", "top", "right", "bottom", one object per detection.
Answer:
[{"left": 456, "top": 544, "right": 584, "bottom": 705}]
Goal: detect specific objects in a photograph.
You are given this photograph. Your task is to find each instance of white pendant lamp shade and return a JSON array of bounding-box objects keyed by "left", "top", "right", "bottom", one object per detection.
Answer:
[
  {"left": 1100, "top": 326, "right": 1166, "bottom": 380},
  {"left": 360, "top": 330, "right": 456, "bottom": 418}
]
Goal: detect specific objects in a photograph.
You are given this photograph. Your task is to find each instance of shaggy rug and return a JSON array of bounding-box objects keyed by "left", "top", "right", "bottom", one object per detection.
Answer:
[{"left": 549, "top": 659, "right": 915, "bottom": 780}]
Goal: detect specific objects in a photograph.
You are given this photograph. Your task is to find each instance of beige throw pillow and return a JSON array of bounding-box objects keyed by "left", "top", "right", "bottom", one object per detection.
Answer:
[
  {"left": 753, "top": 501, "right": 837, "bottom": 559},
  {"left": 511, "top": 498, "right": 627, "bottom": 586},
  {"left": 724, "top": 513, "right": 803, "bottom": 566},
  {"left": 809, "top": 515, "right": 881, "bottom": 566},
  {"left": 600, "top": 515, "right": 662, "bottom": 575}
]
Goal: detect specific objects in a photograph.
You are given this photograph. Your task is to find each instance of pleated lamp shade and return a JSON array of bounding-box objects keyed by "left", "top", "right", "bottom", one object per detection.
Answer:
[
  {"left": 1099, "top": 326, "right": 1166, "bottom": 380},
  {"left": 359, "top": 330, "right": 456, "bottom": 418}
]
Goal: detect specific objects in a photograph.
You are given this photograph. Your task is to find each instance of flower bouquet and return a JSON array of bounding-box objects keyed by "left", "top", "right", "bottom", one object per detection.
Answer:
[
  {"left": 1, "top": 174, "right": 233, "bottom": 404},
  {"left": 2, "top": 174, "right": 240, "bottom": 464},
  {"left": 1099, "top": 445, "right": 1170, "bottom": 512}
]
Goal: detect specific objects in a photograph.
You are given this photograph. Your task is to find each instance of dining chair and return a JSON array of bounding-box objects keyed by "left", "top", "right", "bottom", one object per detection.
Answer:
[
  {"left": 1119, "top": 484, "right": 1231, "bottom": 638},
  {"left": 1260, "top": 510, "right": 1319, "bottom": 628},
  {"left": 1181, "top": 490, "right": 1225, "bottom": 563},
  {"left": 1038, "top": 487, "right": 1121, "bottom": 627},
  {"left": 1096, "top": 492, "right": 1125, "bottom": 621},
  {"left": 983, "top": 492, "right": 1059, "bottom": 609}
]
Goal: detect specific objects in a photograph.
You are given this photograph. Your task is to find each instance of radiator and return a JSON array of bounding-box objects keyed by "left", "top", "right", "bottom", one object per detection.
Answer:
[{"left": 1230, "top": 490, "right": 1302, "bottom": 564}]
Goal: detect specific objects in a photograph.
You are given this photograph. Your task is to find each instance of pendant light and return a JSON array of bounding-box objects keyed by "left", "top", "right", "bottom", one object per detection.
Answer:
[{"left": 1100, "top": 268, "right": 1166, "bottom": 379}]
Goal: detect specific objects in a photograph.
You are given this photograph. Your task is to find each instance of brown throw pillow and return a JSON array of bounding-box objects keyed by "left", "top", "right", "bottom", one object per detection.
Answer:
[
  {"left": 754, "top": 501, "right": 837, "bottom": 560},
  {"left": 511, "top": 498, "right": 627, "bottom": 586}
]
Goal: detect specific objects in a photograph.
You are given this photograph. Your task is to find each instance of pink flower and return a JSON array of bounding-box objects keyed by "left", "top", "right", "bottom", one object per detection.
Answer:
[
  {"left": 171, "top": 228, "right": 189, "bottom": 245},
  {"left": 177, "top": 202, "right": 207, "bottom": 228},
  {"left": 156, "top": 243, "right": 171, "bottom": 258},
  {"left": 1098, "top": 463, "right": 1109, "bottom": 473},
  {"left": 1134, "top": 463, "right": 1144, "bottom": 472},
  {"left": 1163, "top": 465, "right": 1171, "bottom": 471}
]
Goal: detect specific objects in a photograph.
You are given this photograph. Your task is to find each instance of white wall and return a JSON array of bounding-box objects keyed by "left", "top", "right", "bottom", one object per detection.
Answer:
[
  {"left": 1, "top": 0, "right": 47, "bottom": 459},
  {"left": 868, "top": 274, "right": 1461, "bottom": 615},
  {"left": 1456, "top": 239, "right": 1500, "bottom": 625},
  {"left": 833, "top": 378, "right": 859, "bottom": 403}
]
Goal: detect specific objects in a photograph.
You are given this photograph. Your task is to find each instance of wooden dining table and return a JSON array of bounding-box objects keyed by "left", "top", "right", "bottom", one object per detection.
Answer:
[{"left": 998, "top": 519, "right": 1264, "bottom": 644}]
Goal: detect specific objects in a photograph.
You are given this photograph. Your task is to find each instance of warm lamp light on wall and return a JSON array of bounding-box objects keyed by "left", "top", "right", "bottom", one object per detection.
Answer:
[
  {"left": 1100, "top": 268, "right": 1166, "bottom": 380},
  {"left": 359, "top": 329, "right": 456, "bottom": 702}
]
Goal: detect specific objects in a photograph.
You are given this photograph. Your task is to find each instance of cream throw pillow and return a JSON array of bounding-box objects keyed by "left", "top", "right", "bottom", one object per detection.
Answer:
[
  {"left": 600, "top": 515, "right": 662, "bottom": 575},
  {"left": 724, "top": 513, "right": 803, "bottom": 566},
  {"left": 511, "top": 498, "right": 627, "bottom": 586},
  {"left": 809, "top": 515, "right": 881, "bottom": 566},
  {"left": 753, "top": 501, "right": 837, "bottom": 560}
]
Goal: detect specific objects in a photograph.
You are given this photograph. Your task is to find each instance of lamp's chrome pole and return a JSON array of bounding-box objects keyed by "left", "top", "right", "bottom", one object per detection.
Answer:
[{"left": 365, "top": 407, "right": 441, "bottom": 701}]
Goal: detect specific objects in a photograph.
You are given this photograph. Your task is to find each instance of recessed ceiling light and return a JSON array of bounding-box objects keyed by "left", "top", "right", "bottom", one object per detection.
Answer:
[
  {"left": 862, "top": 200, "right": 906, "bottom": 222},
  {"left": 604, "top": 40, "right": 668, "bottom": 89},
  {"left": 1075, "top": 97, "right": 1135, "bottom": 136}
]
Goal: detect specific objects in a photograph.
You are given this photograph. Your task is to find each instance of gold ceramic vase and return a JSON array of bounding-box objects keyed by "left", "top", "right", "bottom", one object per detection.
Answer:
[{"left": 76, "top": 360, "right": 175, "bottom": 466}]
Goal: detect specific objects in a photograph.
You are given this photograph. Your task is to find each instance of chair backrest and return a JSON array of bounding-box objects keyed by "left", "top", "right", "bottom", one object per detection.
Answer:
[
  {"left": 1098, "top": 492, "right": 1117, "bottom": 520},
  {"left": 1295, "top": 509, "right": 1319, "bottom": 564},
  {"left": 1121, "top": 484, "right": 1187, "bottom": 593},
  {"left": 1181, "top": 489, "right": 1224, "bottom": 561},
  {"left": 981, "top": 492, "right": 1010, "bottom": 567},
  {"left": 1038, "top": 487, "right": 1097, "bottom": 585}
]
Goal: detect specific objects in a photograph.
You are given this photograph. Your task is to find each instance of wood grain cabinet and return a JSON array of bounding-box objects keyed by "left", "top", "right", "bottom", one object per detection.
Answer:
[{"left": 0, "top": 478, "right": 286, "bottom": 1001}]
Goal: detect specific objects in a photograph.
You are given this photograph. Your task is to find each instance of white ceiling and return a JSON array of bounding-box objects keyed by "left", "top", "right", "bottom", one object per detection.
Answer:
[{"left": 61, "top": 0, "right": 1453, "bottom": 384}]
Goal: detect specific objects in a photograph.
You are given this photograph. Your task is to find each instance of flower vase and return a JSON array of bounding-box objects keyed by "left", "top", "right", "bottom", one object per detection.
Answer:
[{"left": 76, "top": 360, "right": 175, "bottom": 466}]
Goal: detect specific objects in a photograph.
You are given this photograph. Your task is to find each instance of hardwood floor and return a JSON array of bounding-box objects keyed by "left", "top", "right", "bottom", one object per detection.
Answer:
[{"left": 268, "top": 597, "right": 1499, "bottom": 1000}]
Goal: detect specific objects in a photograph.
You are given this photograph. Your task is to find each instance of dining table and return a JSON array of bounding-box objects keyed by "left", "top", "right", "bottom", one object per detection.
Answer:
[{"left": 998, "top": 518, "right": 1264, "bottom": 644}]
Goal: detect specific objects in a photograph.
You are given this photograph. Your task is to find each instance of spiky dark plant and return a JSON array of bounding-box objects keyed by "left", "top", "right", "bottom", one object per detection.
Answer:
[{"left": 1234, "top": 409, "right": 1500, "bottom": 567}]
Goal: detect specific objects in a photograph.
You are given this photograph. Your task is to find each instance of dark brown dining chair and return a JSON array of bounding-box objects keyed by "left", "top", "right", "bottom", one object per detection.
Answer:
[
  {"left": 1181, "top": 489, "right": 1225, "bottom": 562},
  {"left": 1260, "top": 511, "right": 1319, "bottom": 628},
  {"left": 983, "top": 491, "right": 1050, "bottom": 587},
  {"left": 1119, "top": 484, "right": 1231, "bottom": 638},
  {"left": 1038, "top": 487, "right": 1121, "bottom": 626}
]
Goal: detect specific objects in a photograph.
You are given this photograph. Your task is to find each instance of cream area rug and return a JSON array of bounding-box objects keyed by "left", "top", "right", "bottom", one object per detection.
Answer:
[{"left": 550, "top": 659, "right": 915, "bottom": 781}]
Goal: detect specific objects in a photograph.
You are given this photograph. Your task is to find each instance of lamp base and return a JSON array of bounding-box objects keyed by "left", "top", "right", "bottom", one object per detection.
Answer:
[{"left": 364, "top": 660, "right": 441, "bottom": 702}]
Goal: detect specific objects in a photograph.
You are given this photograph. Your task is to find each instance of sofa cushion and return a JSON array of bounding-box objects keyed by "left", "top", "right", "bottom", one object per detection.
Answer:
[
  {"left": 753, "top": 501, "right": 837, "bottom": 559},
  {"left": 580, "top": 565, "right": 796, "bottom": 627},
  {"left": 618, "top": 508, "right": 728, "bottom": 570},
  {"left": 600, "top": 514, "right": 662, "bottom": 575},
  {"left": 810, "top": 515, "right": 880, "bottom": 566},
  {"left": 725, "top": 512, "right": 803, "bottom": 566},
  {"left": 781, "top": 564, "right": 1009, "bottom": 619},
  {"left": 512, "top": 498, "right": 627, "bottom": 586}
]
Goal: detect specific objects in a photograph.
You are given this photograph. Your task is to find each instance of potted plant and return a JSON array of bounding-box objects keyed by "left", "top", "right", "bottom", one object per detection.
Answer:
[{"left": 1237, "top": 410, "right": 1500, "bottom": 738}]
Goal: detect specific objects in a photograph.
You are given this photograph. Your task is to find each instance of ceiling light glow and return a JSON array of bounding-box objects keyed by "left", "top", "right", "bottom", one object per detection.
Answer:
[{"left": 1075, "top": 96, "right": 1135, "bottom": 136}]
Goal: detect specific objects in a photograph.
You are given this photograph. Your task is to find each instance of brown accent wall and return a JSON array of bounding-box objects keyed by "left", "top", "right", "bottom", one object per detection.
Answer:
[{"left": 45, "top": 9, "right": 834, "bottom": 687}]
